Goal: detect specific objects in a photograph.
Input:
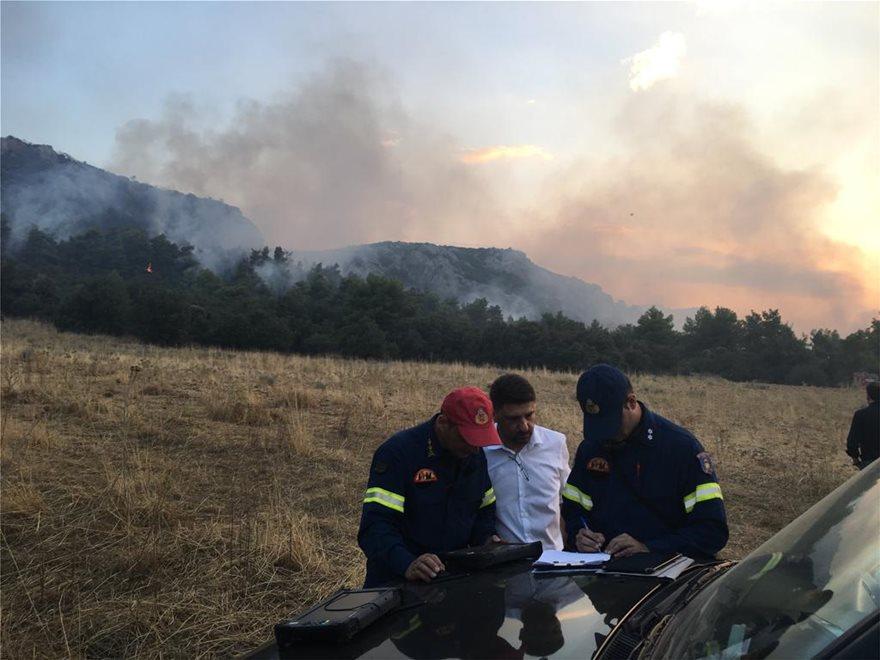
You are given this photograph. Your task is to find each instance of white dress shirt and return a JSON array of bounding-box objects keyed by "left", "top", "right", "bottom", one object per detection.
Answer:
[{"left": 485, "top": 425, "right": 570, "bottom": 550}]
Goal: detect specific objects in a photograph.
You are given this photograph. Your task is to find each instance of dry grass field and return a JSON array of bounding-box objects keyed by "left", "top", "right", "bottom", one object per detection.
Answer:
[{"left": 0, "top": 318, "right": 862, "bottom": 657}]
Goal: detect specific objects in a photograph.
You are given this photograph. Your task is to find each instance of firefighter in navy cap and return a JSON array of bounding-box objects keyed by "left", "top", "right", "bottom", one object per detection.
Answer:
[
  {"left": 561, "top": 364, "right": 728, "bottom": 560},
  {"left": 358, "top": 387, "right": 503, "bottom": 587}
]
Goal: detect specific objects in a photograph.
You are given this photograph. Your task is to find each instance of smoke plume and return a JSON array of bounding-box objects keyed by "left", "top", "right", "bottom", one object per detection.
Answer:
[
  {"left": 110, "top": 60, "right": 499, "bottom": 252},
  {"left": 108, "top": 59, "right": 876, "bottom": 332},
  {"left": 524, "top": 87, "right": 876, "bottom": 332}
]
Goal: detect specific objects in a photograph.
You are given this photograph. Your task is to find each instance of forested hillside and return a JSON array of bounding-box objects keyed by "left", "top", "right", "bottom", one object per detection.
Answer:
[
  {"left": 288, "top": 241, "right": 649, "bottom": 326},
  {"left": 2, "top": 219, "right": 876, "bottom": 386},
  {"left": 0, "top": 136, "right": 263, "bottom": 267}
]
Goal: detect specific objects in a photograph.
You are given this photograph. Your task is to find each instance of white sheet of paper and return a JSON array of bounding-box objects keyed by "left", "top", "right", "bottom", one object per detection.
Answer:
[{"left": 534, "top": 549, "right": 610, "bottom": 566}]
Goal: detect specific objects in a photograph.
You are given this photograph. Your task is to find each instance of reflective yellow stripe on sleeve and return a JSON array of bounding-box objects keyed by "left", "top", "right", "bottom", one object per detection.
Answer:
[
  {"left": 364, "top": 487, "right": 405, "bottom": 513},
  {"left": 562, "top": 483, "right": 593, "bottom": 512},
  {"left": 683, "top": 482, "right": 723, "bottom": 513},
  {"left": 480, "top": 487, "right": 496, "bottom": 508}
]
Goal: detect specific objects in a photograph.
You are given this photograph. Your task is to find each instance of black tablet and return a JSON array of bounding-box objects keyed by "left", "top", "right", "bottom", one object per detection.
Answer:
[
  {"left": 441, "top": 541, "right": 543, "bottom": 569},
  {"left": 274, "top": 587, "right": 401, "bottom": 647}
]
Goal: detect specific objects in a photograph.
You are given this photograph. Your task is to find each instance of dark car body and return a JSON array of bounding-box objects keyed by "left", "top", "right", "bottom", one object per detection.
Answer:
[
  {"left": 636, "top": 460, "right": 880, "bottom": 660},
  {"left": 248, "top": 563, "right": 678, "bottom": 659},
  {"left": 249, "top": 461, "right": 879, "bottom": 659}
]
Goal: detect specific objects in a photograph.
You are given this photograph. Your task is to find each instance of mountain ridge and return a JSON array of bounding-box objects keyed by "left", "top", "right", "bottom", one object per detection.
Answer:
[
  {"left": 2, "top": 135, "right": 683, "bottom": 326},
  {"left": 288, "top": 241, "right": 659, "bottom": 326},
  {"left": 1, "top": 136, "right": 264, "bottom": 268}
]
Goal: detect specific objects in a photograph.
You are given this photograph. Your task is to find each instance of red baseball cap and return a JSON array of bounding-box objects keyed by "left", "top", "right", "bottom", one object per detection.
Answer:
[{"left": 441, "top": 387, "right": 502, "bottom": 447}]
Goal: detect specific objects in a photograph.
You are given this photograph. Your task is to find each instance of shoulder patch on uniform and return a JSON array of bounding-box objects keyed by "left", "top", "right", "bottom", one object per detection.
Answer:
[
  {"left": 696, "top": 452, "right": 715, "bottom": 475},
  {"left": 373, "top": 461, "right": 388, "bottom": 474}
]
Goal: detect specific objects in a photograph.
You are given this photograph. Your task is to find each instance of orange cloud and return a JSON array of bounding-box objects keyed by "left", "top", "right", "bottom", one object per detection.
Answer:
[
  {"left": 524, "top": 89, "right": 877, "bottom": 333},
  {"left": 460, "top": 144, "right": 553, "bottom": 164}
]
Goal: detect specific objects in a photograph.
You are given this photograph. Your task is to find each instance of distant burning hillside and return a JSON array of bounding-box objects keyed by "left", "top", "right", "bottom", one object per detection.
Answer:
[
  {"left": 289, "top": 241, "right": 659, "bottom": 327},
  {"left": 1, "top": 136, "right": 264, "bottom": 268},
  {"left": 1, "top": 137, "right": 684, "bottom": 326}
]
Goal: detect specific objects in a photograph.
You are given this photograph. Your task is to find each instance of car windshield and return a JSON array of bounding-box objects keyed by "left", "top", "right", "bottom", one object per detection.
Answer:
[{"left": 651, "top": 462, "right": 880, "bottom": 659}]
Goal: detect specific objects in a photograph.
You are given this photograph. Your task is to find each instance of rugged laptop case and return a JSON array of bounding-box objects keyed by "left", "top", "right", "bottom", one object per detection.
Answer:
[
  {"left": 442, "top": 541, "right": 543, "bottom": 570},
  {"left": 274, "top": 587, "right": 401, "bottom": 647}
]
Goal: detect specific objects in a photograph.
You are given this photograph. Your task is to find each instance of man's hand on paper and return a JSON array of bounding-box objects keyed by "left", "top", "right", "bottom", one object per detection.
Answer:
[
  {"left": 405, "top": 553, "right": 445, "bottom": 582},
  {"left": 575, "top": 528, "right": 606, "bottom": 552},
  {"left": 605, "top": 533, "right": 648, "bottom": 558}
]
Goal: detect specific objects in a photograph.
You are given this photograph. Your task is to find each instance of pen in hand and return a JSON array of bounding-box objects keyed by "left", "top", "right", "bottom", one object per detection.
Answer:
[{"left": 578, "top": 516, "right": 605, "bottom": 552}]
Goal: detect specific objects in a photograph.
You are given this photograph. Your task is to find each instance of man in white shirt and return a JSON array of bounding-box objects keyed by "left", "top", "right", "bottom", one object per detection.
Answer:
[{"left": 485, "top": 374, "right": 570, "bottom": 550}]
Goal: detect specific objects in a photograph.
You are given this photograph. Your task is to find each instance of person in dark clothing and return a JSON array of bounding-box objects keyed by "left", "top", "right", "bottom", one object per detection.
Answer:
[
  {"left": 846, "top": 381, "right": 879, "bottom": 469},
  {"left": 358, "top": 387, "right": 502, "bottom": 587},
  {"left": 562, "top": 364, "right": 728, "bottom": 560}
]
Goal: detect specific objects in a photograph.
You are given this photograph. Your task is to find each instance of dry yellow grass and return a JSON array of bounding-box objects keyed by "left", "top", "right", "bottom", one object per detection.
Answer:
[{"left": 0, "top": 319, "right": 860, "bottom": 657}]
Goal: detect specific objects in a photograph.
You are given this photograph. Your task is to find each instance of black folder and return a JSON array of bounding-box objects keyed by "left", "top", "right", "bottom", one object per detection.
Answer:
[
  {"left": 601, "top": 552, "right": 680, "bottom": 574},
  {"left": 441, "top": 541, "right": 543, "bottom": 569}
]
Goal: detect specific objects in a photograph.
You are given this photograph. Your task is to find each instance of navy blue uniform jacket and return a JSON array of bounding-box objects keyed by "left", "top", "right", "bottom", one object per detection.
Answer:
[
  {"left": 561, "top": 404, "right": 728, "bottom": 559},
  {"left": 358, "top": 415, "right": 497, "bottom": 587}
]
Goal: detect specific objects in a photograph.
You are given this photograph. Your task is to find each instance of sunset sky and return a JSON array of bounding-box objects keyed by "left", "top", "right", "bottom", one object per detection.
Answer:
[{"left": 2, "top": 1, "right": 877, "bottom": 333}]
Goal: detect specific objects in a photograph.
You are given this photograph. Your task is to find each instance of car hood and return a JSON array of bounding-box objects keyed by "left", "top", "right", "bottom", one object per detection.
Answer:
[{"left": 247, "top": 561, "right": 665, "bottom": 659}]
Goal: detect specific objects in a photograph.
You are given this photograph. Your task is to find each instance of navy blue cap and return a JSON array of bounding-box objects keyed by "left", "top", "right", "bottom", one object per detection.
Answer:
[{"left": 575, "top": 364, "right": 632, "bottom": 444}]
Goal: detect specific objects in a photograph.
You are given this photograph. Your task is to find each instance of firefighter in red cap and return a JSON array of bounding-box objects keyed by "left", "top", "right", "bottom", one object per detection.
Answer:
[{"left": 358, "top": 387, "right": 503, "bottom": 587}]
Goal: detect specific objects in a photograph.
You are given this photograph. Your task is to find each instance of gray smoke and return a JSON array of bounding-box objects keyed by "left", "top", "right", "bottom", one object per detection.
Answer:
[
  {"left": 109, "top": 59, "right": 498, "bottom": 252},
  {"left": 104, "top": 59, "right": 874, "bottom": 332},
  {"left": 1, "top": 136, "right": 264, "bottom": 269},
  {"left": 287, "top": 242, "right": 649, "bottom": 326}
]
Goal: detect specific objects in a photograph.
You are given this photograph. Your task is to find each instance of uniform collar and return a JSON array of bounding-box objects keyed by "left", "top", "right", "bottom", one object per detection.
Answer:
[
  {"left": 427, "top": 414, "right": 475, "bottom": 463},
  {"left": 426, "top": 413, "right": 447, "bottom": 458},
  {"left": 628, "top": 402, "right": 657, "bottom": 447}
]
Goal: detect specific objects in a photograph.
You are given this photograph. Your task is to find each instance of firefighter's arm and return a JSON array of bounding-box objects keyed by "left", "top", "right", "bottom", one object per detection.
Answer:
[
  {"left": 561, "top": 441, "right": 595, "bottom": 549},
  {"left": 644, "top": 451, "right": 729, "bottom": 558},
  {"left": 469, "top": 463, "right": 497, "bottom": 545},
  {"left": 357, "top": 444, "right": 416, "bottom": 579}
]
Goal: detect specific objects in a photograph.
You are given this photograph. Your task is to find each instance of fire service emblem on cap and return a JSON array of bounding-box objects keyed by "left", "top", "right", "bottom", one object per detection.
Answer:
[
  {"left": 474, "top": 408, "right": 489, "bottom": 425},
  {"left": 585, "top": 399, "right": 600, "bottom": 414}
]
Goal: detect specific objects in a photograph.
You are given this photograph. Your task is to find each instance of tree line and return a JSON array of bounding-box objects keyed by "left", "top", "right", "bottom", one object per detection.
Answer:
[{"left": 1, "top": 221, "right": 876, "bottom": 386}]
